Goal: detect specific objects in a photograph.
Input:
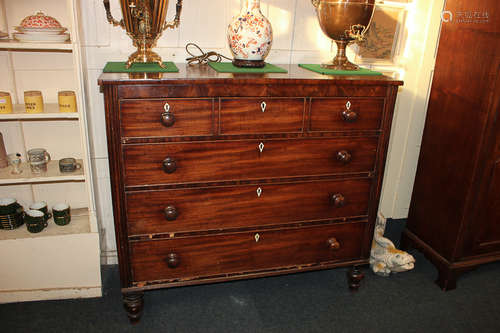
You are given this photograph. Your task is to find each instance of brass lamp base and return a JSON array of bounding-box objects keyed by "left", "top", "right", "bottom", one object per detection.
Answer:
[
  {"left": 321, "top": 40, "right": 359, "bottom": 71},
  {"left": 126, "top": 47, "right": 166, "bottom": 69}
]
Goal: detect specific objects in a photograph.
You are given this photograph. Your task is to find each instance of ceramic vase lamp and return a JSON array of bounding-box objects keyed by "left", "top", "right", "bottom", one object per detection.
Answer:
[
  {"left": 103, "top": 0, "right": 183, "bottom": 68},
  {"left": 311, "top": 0, "right": 375, "bottom": 70},
  {"left": 227, "top": 0, "right": 273, "bottom": 68}
]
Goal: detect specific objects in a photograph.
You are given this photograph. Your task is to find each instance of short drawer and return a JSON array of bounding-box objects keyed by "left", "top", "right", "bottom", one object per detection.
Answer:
[
  {"left": 120, "top": 98, "right": 213, "bottom": 138},
  {"left": 126, "top": 178, "right": 371, "bottom": 235},
  {"left": 310, "top": 98, "right": 384, "bottom": 131},
  {"left": 129, "top": 222, "right": 366, "bottom": 282},
  {"left": 220, "top": 98, "right": 304, "bottom": 134},
  {"left": 123, "top": 137, "right": 378, "bottom": 186}
]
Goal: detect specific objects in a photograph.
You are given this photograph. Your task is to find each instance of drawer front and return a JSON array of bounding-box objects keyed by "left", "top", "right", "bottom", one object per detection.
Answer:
[
  {"left": 123, "top": 137, "right": 378, "bottom": 186},
  {"left": 126, "top": 179, "right": 371, "bottom": 235},
  {"left": 120, "top": 98, "right": 213, "bottom": 137},
  {"left": 130, "top": 222, "right": 366, "bottom": 282},
  {"left": 220, "top": 98, "right": 304, "bottom": 134},
  {"left": 310, "top": 98, "right": 384, "bottom": 131}
]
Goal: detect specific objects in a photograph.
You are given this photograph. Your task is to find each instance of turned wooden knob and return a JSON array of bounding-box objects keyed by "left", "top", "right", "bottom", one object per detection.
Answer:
[
  {"left": 164, "top": 205, "right": 178, "bottom": 221},
  {"left": 336, "top": 150, "right": 352, "bottom": 164},
  {"left": 331, "top": 193, "right": 345, "bottom": 207},
  {"left": 161, "top": 112, "right": 175, "bottom": 127},
  {"left": 327, "top": 238, "right": 341, "bottom": 250},
  {"left": 341, "top": 109, "right": 358, "bottom": 122},
  {"left": 166, "top": 253, "right": 180, "bottom": 268},
  {"left": 162, "top": 157, "right": 177, "bottom": 174}
]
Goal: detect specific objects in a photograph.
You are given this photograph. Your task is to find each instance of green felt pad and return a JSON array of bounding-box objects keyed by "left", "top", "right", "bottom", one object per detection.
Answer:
[
  {"left": 103, "top": 62, "right": 179, "bottom": 73},
  {"left": 299, "top": 64, "right": 382, "bottom": 76},
  {"left": 208, "top": 62, "right": 287, "bottom": 73}
]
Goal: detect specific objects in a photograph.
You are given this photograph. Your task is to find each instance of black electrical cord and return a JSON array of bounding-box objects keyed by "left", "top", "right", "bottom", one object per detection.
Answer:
[{"left": 185, "top": 42, "right": 232, "bottom": 65}]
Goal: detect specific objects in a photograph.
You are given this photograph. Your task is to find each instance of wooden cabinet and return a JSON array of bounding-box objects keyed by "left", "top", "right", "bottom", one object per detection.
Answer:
[
  {"left": 99, "top": 65, "right": 402, "bottom": 322},
  {"left": 0, "top": 0, "right": 101, "bottom": 302},
  {"left": 403, "top": 0, "right": 500, "bottom": 290}
]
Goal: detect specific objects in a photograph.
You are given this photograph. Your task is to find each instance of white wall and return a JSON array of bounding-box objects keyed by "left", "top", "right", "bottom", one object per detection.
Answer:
[{"left": 77, "top": 0, "right": 445, "bottom": 263}]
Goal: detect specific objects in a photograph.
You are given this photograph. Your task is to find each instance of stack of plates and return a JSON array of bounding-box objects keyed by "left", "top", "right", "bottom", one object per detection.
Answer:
[
  {"left": 13, "top": 26, "right": 69, "bottom": 43},
  {"left": 0, "top": 31, "right": 8, "bottom": 39},
  {"left": 0, "top": 207, "right": 25, "bottom": 230}
]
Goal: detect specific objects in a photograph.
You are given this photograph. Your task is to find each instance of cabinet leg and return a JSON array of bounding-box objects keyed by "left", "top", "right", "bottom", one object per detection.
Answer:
[
  {"left": 347, "top": 266, "right": 364, "bottom": 291},
  {"left": 123, "top": 292, "right": 144, "bottom": 324}
]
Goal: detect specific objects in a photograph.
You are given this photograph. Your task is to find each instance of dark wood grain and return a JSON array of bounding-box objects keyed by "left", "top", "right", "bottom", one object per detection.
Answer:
[
  {"left": 123, "top": 137, "right": 378, "bottom": 186},
  {"left": 220, "top": 98, "right": 305, "bottom": 134},
  {"left": 126, "top": 178, "right": 371, "bottom": 235},
  {"left": 310, "top": 98, "right": 384, "bottom": 132},
  {"left": 405, "top": 0, "right": 500, "bottom": 290},
  {"left": 129, "top": 222, "right": 365, "bottom": 282},
  {"left": 120, "top": 98, "right": 214, "bottom": 138}
]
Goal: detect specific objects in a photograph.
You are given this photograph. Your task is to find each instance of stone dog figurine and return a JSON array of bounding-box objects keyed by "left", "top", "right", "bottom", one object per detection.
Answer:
[{"left": 370, "top": 218, "right": 415, "bottom": 276}]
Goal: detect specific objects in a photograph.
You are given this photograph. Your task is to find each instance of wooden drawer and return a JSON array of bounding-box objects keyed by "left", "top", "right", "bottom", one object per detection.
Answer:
[
  {"left": 310, "top": 98, "right": 384, "bottom": 131},
  {"left": 129, "top": 222, "right": 366, "bottom": 282},
  {"left": 220, "top": 98, "right": 304, "bottom": 134},
  {"left": 123, "top": 137, "right": 378, "bottom": 186},
  {"left": 120, "top": 98, "right": 213, "bottom": 138},
  {"left": 126, "top": 179, "right": 371, "bottom": 235}
]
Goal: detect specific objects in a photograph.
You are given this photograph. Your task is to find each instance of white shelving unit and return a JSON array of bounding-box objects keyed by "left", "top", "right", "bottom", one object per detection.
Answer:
[{"left": 0, "top": 0, "right": 101, "bottom": 303}]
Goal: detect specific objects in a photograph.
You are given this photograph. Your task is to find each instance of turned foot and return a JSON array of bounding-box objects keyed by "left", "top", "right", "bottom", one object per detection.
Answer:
[
  {"left": 123, "top": 292, "right": 144, "bottom": 324},
  {"left": 347, "top": 266, "right": 364, "bottom": 291}
]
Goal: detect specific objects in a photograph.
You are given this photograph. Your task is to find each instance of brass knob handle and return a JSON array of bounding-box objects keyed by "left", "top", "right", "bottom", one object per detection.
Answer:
[
  {"left": 327, "top": 238, "right": 341, "bottom": 250},
  {"left": 164, "top": 205, "right": 178, "bottom": 221},
  {"left": 166, "top": 253, "right": 180, "bottom": 268},
  {"left": 331, "top": 193, "right": 345, "bottom": 207},
  {"left": 336, "top": 150, "right": 352, "bottom": 164},
  {"left": 341, "top": 109, "right": 358, "bottom": 122},
  {"left": 161, "top": 112, "right": 175, "bottom": 127},
  {"left": 162, "top": 157, "right": 177, "bottom": 174}
]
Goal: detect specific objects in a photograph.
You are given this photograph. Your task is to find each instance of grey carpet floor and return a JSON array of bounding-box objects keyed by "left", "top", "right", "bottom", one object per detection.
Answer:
[{"left": 1, "top": 221, "right": 499, "bottom": 333}]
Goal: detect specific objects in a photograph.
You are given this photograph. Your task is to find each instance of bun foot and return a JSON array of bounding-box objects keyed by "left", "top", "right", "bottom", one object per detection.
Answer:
[
  {"left": 347, "top": 266, "right": 364, "bottom": 291},
  {"left": 123, "top": 292, "right": 144, "bottom": 324}
]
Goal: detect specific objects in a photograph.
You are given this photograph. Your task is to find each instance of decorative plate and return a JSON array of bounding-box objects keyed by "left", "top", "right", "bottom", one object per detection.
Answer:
[
  {"left": 13, "top": 32, "right": 70, "bottom": 43},
  {"left": 15, "top": 26, "right": 67, "bottom": 34}
]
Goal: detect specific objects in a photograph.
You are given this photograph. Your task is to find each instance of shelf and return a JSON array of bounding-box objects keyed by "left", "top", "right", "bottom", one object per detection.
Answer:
[
  {"left": 0, "top": 39, "right": 73, "bottom": 51},
  {"left": 0, "top": 207, "right": 90, "bottom": 240},
  {"left": 0, "top": 103, "right": 79, "bottom": 120},
  {"left": 0, "top": 159, "right": 84, "bottom": 185}
]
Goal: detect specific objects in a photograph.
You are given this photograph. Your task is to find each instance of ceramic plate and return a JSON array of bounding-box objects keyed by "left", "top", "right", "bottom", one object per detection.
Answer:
[
  {"left": 0, "top": 31, "right": 8, "bottom": 39},
  {"left": 15, "top": 26, "right": 67, "bottom": 34},
  {"left": 13, "top": 32, "right": 70, "bottom": 43}
]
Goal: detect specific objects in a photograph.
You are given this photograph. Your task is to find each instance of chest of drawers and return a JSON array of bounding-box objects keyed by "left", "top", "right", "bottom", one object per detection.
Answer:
[{"left": 99, "top": 65, "right": 402, "bottom": 322}]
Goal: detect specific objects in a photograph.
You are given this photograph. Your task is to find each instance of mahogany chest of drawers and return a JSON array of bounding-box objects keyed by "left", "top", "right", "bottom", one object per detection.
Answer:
[{"left": 99, "top": 65, "right": 402, "bottom": 322}]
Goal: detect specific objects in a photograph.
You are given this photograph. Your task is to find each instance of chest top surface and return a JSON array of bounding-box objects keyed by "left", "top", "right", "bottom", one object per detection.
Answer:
[{"left": 98, "top": 64, "right": 403, "bottom": 87}]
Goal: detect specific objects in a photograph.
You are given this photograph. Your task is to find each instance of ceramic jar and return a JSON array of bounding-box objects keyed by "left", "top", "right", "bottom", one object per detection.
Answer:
[{"left": 227, "top": 0, "right": 273, "bottom": 68}]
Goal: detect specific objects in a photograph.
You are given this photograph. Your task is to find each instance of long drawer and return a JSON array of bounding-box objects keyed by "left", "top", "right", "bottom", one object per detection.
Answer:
[
  {"left": 123, "top": 137, "right": 378, "bottom": 186},
  {"left": 120, "top": 98, "right": 214, "bottom": 138},
  {"left": 126, "top": 178, "right": 371, "bottom": 235},
  {"left": 129, "top": 222, "right": 366, "bottom": 282}
]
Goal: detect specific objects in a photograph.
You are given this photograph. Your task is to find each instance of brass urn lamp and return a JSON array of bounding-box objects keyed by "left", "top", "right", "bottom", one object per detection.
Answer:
[
  {"left": 103, "top": 0, "right": 183, "bottom": 68},
  {"left": 311, "top": 0, "right": 375, "bottom": 70}
]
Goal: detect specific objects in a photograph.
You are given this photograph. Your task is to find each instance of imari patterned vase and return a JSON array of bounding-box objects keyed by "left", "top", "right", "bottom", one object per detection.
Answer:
[{"left": 227, "top": 0, "right": 273, "bottom": 68}]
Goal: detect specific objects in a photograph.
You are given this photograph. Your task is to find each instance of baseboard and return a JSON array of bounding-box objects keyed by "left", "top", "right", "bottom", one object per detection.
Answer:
[{"left": 0, "top": 286, "right": 102, "bottom": 304}]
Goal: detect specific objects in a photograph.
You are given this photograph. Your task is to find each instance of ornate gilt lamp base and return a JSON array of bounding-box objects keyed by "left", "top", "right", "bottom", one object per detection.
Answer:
[
  {"left": 126, "top": 44, "right": 165, "bottom": 69},
  {"left": 321, "top": 40, "right": 359, "bottom": 71}
]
